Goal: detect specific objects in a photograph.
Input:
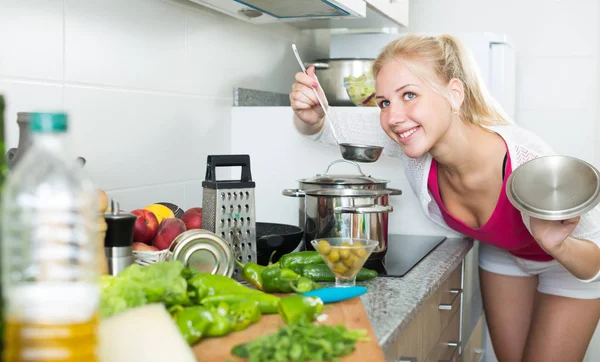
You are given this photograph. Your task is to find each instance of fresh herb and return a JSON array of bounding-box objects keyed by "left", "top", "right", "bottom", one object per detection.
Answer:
[{"left": 231, "top": 321, "right": 369, "bottom": 362}]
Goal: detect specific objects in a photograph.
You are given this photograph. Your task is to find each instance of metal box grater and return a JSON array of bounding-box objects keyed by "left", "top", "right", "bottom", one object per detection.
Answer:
[{"left": 201, "top": 155, "right": 256, "bottom": 280}]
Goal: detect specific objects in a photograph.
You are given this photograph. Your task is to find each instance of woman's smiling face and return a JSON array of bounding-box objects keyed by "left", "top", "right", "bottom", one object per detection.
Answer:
[{"left": 375, "top": 59, "right": 457, "bottom": 159}]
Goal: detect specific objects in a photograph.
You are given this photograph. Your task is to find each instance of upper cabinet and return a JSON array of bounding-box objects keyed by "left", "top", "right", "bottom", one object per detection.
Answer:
[{"left": 187, "top": 0, "right": 409, "bottom": 29}]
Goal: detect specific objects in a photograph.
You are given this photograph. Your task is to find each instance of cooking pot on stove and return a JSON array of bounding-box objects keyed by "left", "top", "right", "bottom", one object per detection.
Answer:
[{"left": 282, "top": 160, "right": 401, "bottom": 260}]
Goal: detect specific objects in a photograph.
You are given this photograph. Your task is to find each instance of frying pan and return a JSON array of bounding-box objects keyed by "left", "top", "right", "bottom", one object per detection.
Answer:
[{"left": 256, "top": 222, "right": 304, "bottom": 265}]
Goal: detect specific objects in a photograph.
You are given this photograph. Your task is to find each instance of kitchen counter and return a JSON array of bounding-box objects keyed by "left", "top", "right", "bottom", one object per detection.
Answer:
[{"left": 358, "top": 237, "right": 474, "bottom": 354}]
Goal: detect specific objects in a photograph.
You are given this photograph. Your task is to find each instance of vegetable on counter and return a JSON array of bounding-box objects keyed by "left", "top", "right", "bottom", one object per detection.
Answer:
[
  {"left": 277, "top": 295, "right": 323, "bottom": 324},
  {"left": 231, "top": 320, "right": 370, "bottom": 362},
  {"left": 100, "top": 260, "right": 279, "bottom": 347},
  {"left": 279, "top": 251, "right": 325, "bottom": 274},
  {"left": 100, "top": 261, "right": 189, "bottom": 318},
  {"left": 186, "top": 273, "right": 280, "bottom": 314},
  {"left": 235, "top": 260, "right": 322, "bottom": 294},
  {"left": 261, "top": 263, "right": 321, "bottom": 294},
  {"left": 301, "top": 264, "right": 378, "bottom": 282},
  {"left": 235, "top": 259, "right": 266, "bottom": 290}
]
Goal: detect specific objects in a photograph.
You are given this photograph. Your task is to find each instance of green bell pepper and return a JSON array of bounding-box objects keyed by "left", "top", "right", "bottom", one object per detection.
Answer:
[
  {"left": 228, "top": 300, "right": 261, "bottom": 332},
  {"left": 204, "top": 309, "right": 232, "bottom": 337},
  {"left": 277, "top": 295, "right": 324, "bottom": 324},
  {"left": 188, "top": 273, "right": 280, "bottom": 314},
  {"left": 262, "top": 264, "right": 322, "bottom": 294},
  {"left": 235, "top": 260, "right": 265, "bottom": 290},
  {"left": 172, "top": 306, "right": 215, "bottom": 345}
]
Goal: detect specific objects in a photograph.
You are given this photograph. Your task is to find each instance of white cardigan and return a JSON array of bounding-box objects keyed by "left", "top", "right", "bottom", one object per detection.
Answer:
[{"left": 307, "top": 108, "right": 600, "bottom": 283}]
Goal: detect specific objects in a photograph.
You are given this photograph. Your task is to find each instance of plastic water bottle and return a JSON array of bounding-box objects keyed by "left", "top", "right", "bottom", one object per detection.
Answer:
[{"left": 1, "top": 112, "right": 100, "bottom": 362}]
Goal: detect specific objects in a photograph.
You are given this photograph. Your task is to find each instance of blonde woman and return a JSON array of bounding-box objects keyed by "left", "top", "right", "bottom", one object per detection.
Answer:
[{"left": 289, "top": 34, "right": 600, "bottom": 361}]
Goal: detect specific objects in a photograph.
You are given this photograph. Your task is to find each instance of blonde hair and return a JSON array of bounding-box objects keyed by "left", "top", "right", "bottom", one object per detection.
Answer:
[{"left": 372, "top": 34, "right": 513, "bottom": 127}]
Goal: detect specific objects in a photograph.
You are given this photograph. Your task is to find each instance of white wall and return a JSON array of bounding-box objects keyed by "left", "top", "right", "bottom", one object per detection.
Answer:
[
  {"left": 0, "top": 0, "right": 328, "bottom": 211},
  {"left": 404, "top": 0, "right": 598, "bottom": 169}
]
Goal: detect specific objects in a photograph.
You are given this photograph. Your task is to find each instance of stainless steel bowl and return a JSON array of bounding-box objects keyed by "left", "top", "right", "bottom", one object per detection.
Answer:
[
  {"left": 339, "top": 143, "right": 383, "bottom": 163},
  {"left": 506, "top": 155, "right": 600, "bottom": 220}
]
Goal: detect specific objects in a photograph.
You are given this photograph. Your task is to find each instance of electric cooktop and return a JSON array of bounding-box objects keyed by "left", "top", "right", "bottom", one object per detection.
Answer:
[{"left": 366, "top": 234, "right": 447, "bottom": 277}]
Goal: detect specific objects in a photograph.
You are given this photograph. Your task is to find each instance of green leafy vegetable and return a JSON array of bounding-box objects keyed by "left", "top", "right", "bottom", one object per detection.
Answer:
[
  {"left": 231, "top": 321, "right": 369, "bottom": 362},
  {"left": 99, "top": 275, "right": 146, "bottom": 318}
]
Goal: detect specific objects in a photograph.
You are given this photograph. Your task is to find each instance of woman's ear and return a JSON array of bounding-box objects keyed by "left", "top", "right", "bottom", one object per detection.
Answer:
[{"left": 448, "top": 78, "right": 465, "bottom": 110}]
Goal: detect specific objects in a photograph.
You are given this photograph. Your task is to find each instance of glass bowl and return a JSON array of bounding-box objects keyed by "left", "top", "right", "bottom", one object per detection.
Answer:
[
  {"left": 343, "top": 74, "right": 377, "bottom": 107},
  {"left": 310, "top": 238, "right": 378, "bottom": 287}
]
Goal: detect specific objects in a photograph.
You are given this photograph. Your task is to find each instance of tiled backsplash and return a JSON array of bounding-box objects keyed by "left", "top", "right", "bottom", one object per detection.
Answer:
[{"left": 0, "top": 0, "right": 328, "bottom": 211}]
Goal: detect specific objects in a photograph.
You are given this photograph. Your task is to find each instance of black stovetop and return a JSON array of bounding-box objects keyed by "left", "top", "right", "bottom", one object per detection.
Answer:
[{"left": 365, "top": 234, "right": 447, "bottom": 277}]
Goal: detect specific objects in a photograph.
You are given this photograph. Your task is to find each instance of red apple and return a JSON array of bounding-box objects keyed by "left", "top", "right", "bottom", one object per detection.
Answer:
[
  {"left": 153, "top": 218, "right": 186, "bottom": 250},
  {"left": 132, "top": 242, "right": 159, "bottom": 251},
  {"left": 131, "top": 209, "right": 159, "bottom": 244},
  {"left": 181, "top": 207, "right": 203, "bottom": 230}
]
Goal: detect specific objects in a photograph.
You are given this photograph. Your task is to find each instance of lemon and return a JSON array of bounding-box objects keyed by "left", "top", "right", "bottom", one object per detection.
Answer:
[{"left": 144, "top": 204, "right": 175, "bottom": 224}]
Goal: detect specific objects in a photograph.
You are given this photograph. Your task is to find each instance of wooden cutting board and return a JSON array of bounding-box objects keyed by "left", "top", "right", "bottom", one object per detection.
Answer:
[{"left": 192, "top": 295, "right": 385, "bottom": 362}]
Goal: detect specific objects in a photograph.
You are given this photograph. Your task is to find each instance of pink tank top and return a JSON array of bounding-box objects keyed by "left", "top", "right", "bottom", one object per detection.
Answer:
[{"left": 428, "top": 150, "right": 553, "bottom": 262}]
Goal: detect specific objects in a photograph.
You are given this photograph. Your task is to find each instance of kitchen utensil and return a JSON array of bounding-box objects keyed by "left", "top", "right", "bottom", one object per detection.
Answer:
[
  {"left": 310, "top": 238, "right": 378, "bottom": 287},
  {"left": 255, "top": 222, "right": 304, "bottom": 265},
  {"left": 169, "top": 229, "right": 234, "bottom": 277},
  {"left": 282, "top": 159, "right": 401, "bottom": 249},
  {"left": 201, "top": 154, "right": 256, "bottom": 280},
  {"left": 303, "top": 189, "right": 392, "bottom": 261},
  {"left": 103, "top": 200, "right": 135, "bottom": 276},
  {"left": 157, "top": 202, "right": 185, "bottom": 218},
  {"left": 192, "top": 296, "right": 386, "bottom": 362},
  {"left": 303, "top": 286, "right": 367, "bottom": 303},
  {"left": 292, "top": 44, "right": 384, "bottom": 163},
  {"left": 506, "top": 155, "right": 600, "bottom": 220},
  {"left": 307, "top": 58, "right": 375, "bottom": 106}
]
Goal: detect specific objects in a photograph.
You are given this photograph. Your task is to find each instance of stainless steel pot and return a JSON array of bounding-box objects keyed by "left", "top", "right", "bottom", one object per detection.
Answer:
[
  {"left": 282, "top": 160, "right": 401, "bottom": 258},
  {"left": 308, "top": 58, "right": 374, "bottom": 106},
  {"left": 300, "top": 189, "right": 393, "bottom": 261}
]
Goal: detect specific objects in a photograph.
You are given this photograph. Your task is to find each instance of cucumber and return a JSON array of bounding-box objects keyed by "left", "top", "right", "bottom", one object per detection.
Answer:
[{"left": 300, "top": 264, "right": 378, "bottom": 282}]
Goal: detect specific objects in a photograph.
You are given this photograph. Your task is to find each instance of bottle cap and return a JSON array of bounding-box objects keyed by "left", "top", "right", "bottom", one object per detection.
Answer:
[{"left": 30, "top": 112, "right": 67, "bottom": 133}]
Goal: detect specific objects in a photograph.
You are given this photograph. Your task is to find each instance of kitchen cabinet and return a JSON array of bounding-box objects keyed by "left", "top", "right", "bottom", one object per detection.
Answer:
[
  {"left": 459, "top": 316, "right": 485, "bottom": 362},
  {"left": 193, "top": 0, "right": 409, "bottom": 32},
  {"left": 294, "top": 0, "right": 409, "bottom": 29},
  {"left": 364, "top": 0, "right": 409, "bottom": 28},
  {"left": 390, "top": 250, "right": 484, "bottom": 362}
]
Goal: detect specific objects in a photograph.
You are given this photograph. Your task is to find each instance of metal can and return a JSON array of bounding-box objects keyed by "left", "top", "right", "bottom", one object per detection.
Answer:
[{"left": 169, "top": 229, "right": 234, "bottom": 277}]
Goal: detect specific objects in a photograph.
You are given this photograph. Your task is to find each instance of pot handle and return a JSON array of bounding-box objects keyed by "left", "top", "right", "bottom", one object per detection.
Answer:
[
  {"left": 306, "top": 62, "right": 329, "bottom": 69},
  {"left": 387, "top": 188, "right": 402, "bottom": 196},
  {"left": 334, "top": 205, "right": 393, "bottom": 214},
  {"left": 282, "top": 189, "right": 306, "bottom": 197},
  {"left": 318, "top": 159, "right": 370, "bottom": 177}
]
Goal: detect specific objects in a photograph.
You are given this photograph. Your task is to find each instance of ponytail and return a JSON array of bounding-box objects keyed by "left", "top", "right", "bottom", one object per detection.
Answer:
[{"left": 372, "top": 34, "right": 513, "bottom": 127}]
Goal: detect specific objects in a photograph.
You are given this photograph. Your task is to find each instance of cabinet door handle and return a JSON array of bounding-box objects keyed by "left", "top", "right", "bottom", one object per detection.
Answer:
[
  {"left": 474, "top": 348, "right": 485, "bottom": 362},
  {"left": 438, "top": 341, "right": 461, "bottom": 362},
  {"left": 438, "top": 289, "right": 462, "bottom": 311},
  {"left": 398, "top": 358, "right": 417, "bottom": 362}
]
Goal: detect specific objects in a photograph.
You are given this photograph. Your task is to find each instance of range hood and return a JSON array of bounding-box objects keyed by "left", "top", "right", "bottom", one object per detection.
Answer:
[{"left": 188, "top": 0, "right": 367, "bottom": 24}]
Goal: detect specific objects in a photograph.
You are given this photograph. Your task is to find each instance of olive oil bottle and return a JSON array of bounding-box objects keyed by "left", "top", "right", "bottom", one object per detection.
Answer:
[
  {"left": 1, "top": 112, "right": 99, "bottom": 362},
  {"left": 0, "top": 94, "right": 6, "bottom": 360}
]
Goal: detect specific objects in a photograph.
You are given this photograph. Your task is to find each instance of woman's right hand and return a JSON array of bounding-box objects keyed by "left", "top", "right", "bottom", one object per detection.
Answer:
[{"left": 289, "top": 65, "right": 327, "bottom": 126}]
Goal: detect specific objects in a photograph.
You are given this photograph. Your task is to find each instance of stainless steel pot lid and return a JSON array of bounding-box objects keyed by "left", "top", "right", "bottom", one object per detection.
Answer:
[
  {"left": 299, "top": 160, "right": 389, "bottom": 186},
  {"left": 506, "top": 155, "right": 600, "bottom": 220},
  {"left": 304, "top": 189, "right": 392, "bottom": 197}
]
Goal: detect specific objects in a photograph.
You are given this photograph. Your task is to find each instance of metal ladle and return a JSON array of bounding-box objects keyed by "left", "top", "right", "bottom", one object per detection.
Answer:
[{"left": 292, "top": 44, "right": 383, "bottom": 163}]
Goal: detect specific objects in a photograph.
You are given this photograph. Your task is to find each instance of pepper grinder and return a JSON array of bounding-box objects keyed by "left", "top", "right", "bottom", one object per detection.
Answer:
[{"left": 104, "top": 200, "right": 135, "bottom": 276}]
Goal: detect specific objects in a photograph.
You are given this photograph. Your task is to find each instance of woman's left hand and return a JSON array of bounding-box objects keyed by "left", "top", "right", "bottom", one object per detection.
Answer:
[{"left": 530, "top": 216, "right": 580, "bottom": 253}]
